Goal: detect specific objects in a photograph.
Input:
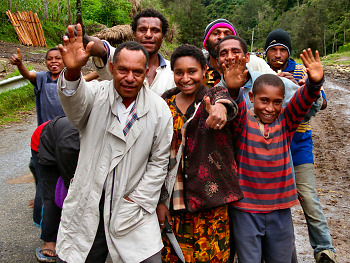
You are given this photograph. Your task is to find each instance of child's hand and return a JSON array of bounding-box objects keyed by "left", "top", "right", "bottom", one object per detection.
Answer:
[
  {"left": 300, "top": 48, "right": 323, "bottom": 83},
  {"left": 222, "top": 55, "right": 248, "bottom": 96},
  {"left": 10, "top": 48, "right": 23, "bottom": 66}
]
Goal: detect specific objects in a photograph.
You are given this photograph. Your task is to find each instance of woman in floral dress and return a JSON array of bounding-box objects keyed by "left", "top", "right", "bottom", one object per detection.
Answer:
[{"left": 157, "top": 44, "right": 242, "bottom": 263}]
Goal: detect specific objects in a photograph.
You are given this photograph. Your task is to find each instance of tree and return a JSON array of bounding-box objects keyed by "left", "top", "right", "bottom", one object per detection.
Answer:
[{"left": 171, "top": 0, "right": 206, "bottom": 47}]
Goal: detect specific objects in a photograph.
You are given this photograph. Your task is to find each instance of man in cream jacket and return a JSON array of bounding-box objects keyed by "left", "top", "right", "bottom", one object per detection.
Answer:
[{"left": 55, "top": 24, "right": 173, "bottom": 263}]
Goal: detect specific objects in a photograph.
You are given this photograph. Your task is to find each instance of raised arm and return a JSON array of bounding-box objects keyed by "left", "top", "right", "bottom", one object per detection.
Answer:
[
  {"left": 9, "top": 48, "right": 36, "bottom": 82},
  {"left": 58, "top": 23, "right": 94, "bottom": 81}
]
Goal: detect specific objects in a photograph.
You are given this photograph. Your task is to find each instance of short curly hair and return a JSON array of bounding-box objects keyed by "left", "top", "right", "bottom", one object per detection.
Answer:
[
  {"left": 170, "top": 44, "right": 206, "bottom": 71},
  {"left": 252, "top": 74, "right": 285, "bottom": 95},
  {"left": 131, "top": 8, "right": 169, "bottom": 36}
]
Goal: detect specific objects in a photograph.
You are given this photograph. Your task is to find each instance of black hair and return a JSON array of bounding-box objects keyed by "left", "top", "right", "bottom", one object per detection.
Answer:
[
  {"left": 131, "top": 8, "right": 169, "bottom": 36},
  {"left": 217, "top": 35, "right": 248, "bottom": 56},
  {"left": 252, "top": 74, "right": 285, "bottom": 95},
  {"left": 113, "top": 41, "right": 149, "bottom": 68},
  {"left": 45, "top": 47, "right": 60, "bottom": 59},
  {"left": 170, "top": 44, "right": 206, "bottom": 71}
]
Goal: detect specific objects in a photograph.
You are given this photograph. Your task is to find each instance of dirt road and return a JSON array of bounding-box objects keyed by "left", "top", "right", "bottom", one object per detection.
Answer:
[{"left": 0, "top": 41, "right": 349, "bottom": 262}]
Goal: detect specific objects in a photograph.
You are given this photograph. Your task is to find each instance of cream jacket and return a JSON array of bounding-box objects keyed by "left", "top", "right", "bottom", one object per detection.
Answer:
[{"left": 56, "top": 72, "right": 173, "bottom": 262}]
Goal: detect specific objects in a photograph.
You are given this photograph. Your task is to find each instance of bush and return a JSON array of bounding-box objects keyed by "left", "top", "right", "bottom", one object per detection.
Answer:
[
  {"left": 81, "top": 0, "right": 132, "bottom": 27},
  {"left": 338, "top": 44, "right": 350, "bottom": 53},
  {"left": 41, "top": 21, "right": 66, "bottom": 47}
]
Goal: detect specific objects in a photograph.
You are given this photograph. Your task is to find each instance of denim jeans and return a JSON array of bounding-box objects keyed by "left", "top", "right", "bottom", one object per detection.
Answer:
[{"left": 294, "top": 163, "right": 336, "bottom": 256}]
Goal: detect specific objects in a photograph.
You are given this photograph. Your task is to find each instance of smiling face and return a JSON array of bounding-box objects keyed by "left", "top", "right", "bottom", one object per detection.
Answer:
[
  {"left": 249, "top": 84, "right": 285, "bottom": 124},
  {"left": 217, "top": 38, "right": 250, "bottom": 72},
  {"left": 173, "top": 56, "right": 204, "bottom": 96},
  {"left": 134, "top": 17, "right": 164, "bottom": 56},
  {"left": 45, "top": 50, "right": 64, "bottom": 77},
  {"left": 266, "top": 45, "right": 289, "bottom": 72},
  {"left": 109, "top": 48, "right": 147, "bottom": 107}
]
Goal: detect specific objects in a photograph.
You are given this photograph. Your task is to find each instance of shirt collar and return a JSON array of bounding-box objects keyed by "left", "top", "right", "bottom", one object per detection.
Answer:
[
  {"left": 283, "top": 58, "right": 296, "bottom": 72},
  {"left": 158, "top": 53, "right": 167, "bottom": 68}
]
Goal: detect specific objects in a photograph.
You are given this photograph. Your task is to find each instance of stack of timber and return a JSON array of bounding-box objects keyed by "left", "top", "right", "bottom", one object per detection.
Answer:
[{"left": 6, "top": 11, "right": 47, "bottom": 47}]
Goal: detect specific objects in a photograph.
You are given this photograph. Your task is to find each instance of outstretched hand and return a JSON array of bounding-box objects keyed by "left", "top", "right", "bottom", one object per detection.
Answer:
[
  {"left": 300, "top": 48, "right": 323, "bottom": 83},
  {"left": 222, "top": 55, "right": 248, "bottom": 97},
  {"left": 205, "top": 96, "right": 227, "bottom": 129},
  {"left": 58, "top": 23, "right": 94, "bottom": 80},
  {"left": 10, "top": 48, "right": 23, "bottom": 66}
]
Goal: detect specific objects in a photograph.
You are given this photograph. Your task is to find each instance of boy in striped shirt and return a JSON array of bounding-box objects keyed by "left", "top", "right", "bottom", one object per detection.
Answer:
[
  {"left": 218, "top": 38, "right": 324, "bottom": 262},
  {"left": 265, "top": 29, "right": 335, "bottom": 263}
]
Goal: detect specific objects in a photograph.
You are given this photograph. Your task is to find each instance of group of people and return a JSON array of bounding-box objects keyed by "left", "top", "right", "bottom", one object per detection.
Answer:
[{"left": 10, "top": 7, "right": 337, "bottom": 263}]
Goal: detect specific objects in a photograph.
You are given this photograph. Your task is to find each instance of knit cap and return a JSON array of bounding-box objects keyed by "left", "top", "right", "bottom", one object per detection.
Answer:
[
  {"left": 264, "top": 29, "right": 292, "bottom": 55},
  {"left": 203, "top": 19, "right": 237, "bottom": 50}
]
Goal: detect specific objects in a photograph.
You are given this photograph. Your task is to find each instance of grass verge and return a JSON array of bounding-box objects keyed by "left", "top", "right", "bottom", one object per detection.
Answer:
[{"left": 0, "top": 84, "right": 35, "bottom": 127}]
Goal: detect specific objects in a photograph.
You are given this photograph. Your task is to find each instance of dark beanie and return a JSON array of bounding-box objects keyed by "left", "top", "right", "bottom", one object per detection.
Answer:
[
  {"left": 203, "top": 19, "right": 237, "bottom": 49},
  {"left": 264, "top": 29, "right": 292, "bottom": 55}
]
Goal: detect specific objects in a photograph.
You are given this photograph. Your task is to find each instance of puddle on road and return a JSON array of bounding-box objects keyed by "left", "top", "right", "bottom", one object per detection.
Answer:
[{"left": 5, "top": 173, "right": 34, "bottom": 184}]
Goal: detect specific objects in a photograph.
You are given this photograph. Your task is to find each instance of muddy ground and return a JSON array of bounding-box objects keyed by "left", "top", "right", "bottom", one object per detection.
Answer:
[{"left": 0, "top": 41, "right": 349, "bottom": 262}]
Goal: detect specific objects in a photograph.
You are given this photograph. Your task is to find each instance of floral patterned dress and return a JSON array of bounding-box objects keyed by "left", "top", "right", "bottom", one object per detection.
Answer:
[{"left": 161, "top": 92, "right": 230, "bottom": 263}]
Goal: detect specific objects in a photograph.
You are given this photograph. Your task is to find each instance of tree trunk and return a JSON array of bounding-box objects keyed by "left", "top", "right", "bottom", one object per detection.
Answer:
[
  {"left": 332, "top": 30, "right": 336, "bottom": 54},
  {"left": 76, "top": 0, "right": 81, "bottom": 14},
  {"left": 56, "top": 0, "right": 60, "bottom": 22},
  {"left": 67, "top": 0, "right": 72, "bottom": 24},
  {"left": 43, "top": 0, "right": 48, "bottom": 20},
  {"left": 344, "top": 15, "right": 347, "bottom": 45},
  {"left": 324, "top": 28, "right": 327, "bottom": 56},
  {"left": 8, "top": 0, "right": 12, "bottom": 12}
]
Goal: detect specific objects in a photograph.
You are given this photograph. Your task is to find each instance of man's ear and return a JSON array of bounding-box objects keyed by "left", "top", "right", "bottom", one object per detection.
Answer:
[
  {"left": 248, "top": 91, "right": 254, "bottom": 103},
  {"left": 109, "top": 62, "right": 114, "bottom": 75},
  {"left": 245, "top": 52, "right": 251, "bottom": 64}
]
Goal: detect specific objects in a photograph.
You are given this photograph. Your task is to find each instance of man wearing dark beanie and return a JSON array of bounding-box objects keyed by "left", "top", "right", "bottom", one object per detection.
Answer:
[
  {"left": 264, "top": 29, "right": 302, "bottom": 83},
  {"left": 265, "top": 29, "right": 337, "bottom": 263}
]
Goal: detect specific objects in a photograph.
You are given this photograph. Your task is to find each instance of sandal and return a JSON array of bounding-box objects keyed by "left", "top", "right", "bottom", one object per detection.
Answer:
[{"left": 35, "top": 248, "right": 57, "bottom": 263}]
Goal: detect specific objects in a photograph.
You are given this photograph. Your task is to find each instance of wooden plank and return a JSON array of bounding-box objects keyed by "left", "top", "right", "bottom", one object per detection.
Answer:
[
  {"left": 7, "top": 11, "right": 32, "bottom": 45},
  {"left": 29, "top": 11, "right": 43, "bottom": 46},
  {"left": 34, "top": 13, "right": 47, "bottom": 47},
  {"left": 21, "top": 11, "right": 38, "bottom": 46},
  {"left": 15, "top": 12, "right": 33, "bottom": 45},
  {"left": 32, "top": 12, "right": 44, "bottom": 46},
  {"left": 6, "top": 11, "right": 25, "bottom": 44},
  {"left": 29, "top": 11, "right": 41, "bottom": 46}
]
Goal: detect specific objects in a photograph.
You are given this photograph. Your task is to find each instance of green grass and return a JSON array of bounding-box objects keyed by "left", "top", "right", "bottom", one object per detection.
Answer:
[
  {"left": 321, "top": 51, "right": 350, "bottom": 66},
  {"left": 293, "top": 51, "right": 350, "bottom": 66},
  {"left": 0, "top": 84, "right": 35, "bottom": 126}
]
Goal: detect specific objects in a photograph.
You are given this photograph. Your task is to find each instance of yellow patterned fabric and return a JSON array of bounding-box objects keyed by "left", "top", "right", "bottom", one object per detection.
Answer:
[{"left": 161, "top": 205, "right": 230, "bottom": 263}]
